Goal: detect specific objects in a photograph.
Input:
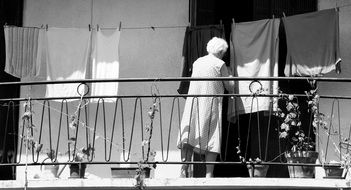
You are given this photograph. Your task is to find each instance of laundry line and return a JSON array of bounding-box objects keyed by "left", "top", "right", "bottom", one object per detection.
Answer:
[{"left": 3, "top": 23, "right": 188, "bottom": 31}]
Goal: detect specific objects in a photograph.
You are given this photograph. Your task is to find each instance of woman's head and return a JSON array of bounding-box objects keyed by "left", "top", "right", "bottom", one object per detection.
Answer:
[{"left": 206, "top": 37, "right": 228, "bottom": 59}]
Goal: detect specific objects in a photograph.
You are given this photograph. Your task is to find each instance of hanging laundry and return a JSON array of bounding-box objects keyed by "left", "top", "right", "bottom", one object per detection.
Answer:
[
  {"left": 283, "top": 8, "right": 341, "bottom": 76},
  {"left": 90, "top": 29, "right": 120, "bottom": 102},
  {"left": 45, "top": 28, "right": 91, "bottom": 100},
  {"left": 177, "top": 25, "right": 225, "bottom": 94},
  {"left": 228, "top": 19, "right": 280, "bottom": 123},
  {"left": 4, "top": 26, "right": 45, "bottom": 78}
]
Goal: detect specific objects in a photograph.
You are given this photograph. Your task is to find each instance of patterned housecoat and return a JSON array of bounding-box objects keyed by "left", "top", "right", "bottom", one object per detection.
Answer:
[{"left": 177, "top": 54, "right": 225, "bottom": 154}]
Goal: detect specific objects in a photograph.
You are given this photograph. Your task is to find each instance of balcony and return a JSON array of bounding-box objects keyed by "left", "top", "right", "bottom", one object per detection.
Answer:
[{"left": 1, "top": 77, "right": 351, "bottom": 189}]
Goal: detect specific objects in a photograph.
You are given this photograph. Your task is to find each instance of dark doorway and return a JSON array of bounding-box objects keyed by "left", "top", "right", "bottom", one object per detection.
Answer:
[
  {"left": 189, "top": 0, "right": 317, "bottom": 178},
  {"left": 0, "top": 0, "right": 23, "bottom": 180}
]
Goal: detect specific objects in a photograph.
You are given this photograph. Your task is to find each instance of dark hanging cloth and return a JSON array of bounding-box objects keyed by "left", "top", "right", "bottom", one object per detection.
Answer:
[
  {"left": 177, "top": 25, "right": 225, "bottom": 94},
  {"left": 283, "top": 8, "right": 341, "bottom": 76}
]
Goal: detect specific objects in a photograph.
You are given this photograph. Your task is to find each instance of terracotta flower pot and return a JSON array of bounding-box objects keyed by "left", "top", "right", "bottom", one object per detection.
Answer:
[
  {"left": 324, "top": 164, "right": 345, "bottom": 179},
  {"left": 285, "top": 151, "right": 319, "bottom": 178},
  {"left": 247, "top": 164, "right": 269, "bottom": 177},
  {"left": 43, "top": 164, "right": 60, "bottom": 178},
  {"left": 69, "top": 163, "right": 87, "bottom": 178},
  {"left": 41, "top": 158, "right": 59, "bottom": 178}
]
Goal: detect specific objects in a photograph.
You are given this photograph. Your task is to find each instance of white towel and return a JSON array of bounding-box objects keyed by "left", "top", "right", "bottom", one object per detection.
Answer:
[
  {"left": 4, "top": 26, "right": 44, "bottom": 78},
  {"left": 45, "top": 28, "right": 91, "bottom": 100},
  {"left": 228, "top": 19, "right": 280, "bottom": 122},
  {"left": 90, "top": 29, "right": 120, "bottom": 102},
  {"left": 283, "top": 9, "right": 341, "bottom": 76}
]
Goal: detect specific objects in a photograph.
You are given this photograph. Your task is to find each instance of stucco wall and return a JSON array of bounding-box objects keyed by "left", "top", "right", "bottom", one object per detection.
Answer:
[
  {"left": 19, "top": 0, "right": 188, "bottom": 179},
  {"left": 18, "top": 0, "right": 351, "bottom": 180}
]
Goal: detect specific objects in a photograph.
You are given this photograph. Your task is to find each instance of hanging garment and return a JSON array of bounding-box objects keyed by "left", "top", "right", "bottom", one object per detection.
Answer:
[
  {"left": 4, "top": 26, "right": 45, "bottom": 78},
  {"left": 177, "top": 25, "right": 225, "bottom": 94},
  {"left": 90, "top": 29, "right": 120, "bottom": 102},
  {"left": 228, "top": 19, "right": 280, "bottom": 123},
  {"left": 283, "top": 8, "right": 341, "bottom": 76},
  {"left": 177, "top": 54, "right": 226, "bottom": 154},
  {"left": 45, "top": 28, "right": 91, "bottom": 100}
]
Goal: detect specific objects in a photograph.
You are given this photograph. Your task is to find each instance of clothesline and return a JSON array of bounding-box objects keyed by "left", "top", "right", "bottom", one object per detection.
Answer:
[
  {"left": 3, "top": 2, "right": 351, "bottom": 31},
  {"left": 3, "top": 24, "right": 189, "bottom": 31}
]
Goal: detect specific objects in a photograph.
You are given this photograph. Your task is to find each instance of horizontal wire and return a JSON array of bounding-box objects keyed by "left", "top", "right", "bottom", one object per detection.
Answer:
[{"left": 1, "top": 76, "right": 351, "bottom": 86}]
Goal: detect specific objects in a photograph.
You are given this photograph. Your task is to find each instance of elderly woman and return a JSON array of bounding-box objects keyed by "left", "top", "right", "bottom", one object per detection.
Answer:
[{"left": 177, "top": 37, "right": 234, "bottom": 178}]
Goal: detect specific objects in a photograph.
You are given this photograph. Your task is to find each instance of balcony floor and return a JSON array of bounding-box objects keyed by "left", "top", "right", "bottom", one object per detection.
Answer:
[{"left": 0, "top": 177, "right": 350, "bottom": 190}]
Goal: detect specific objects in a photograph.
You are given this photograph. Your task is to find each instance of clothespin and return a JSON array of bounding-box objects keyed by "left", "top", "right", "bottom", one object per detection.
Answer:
[
  {"left": 88, "top": 24, "right": 91, "bottom": 31},
  {"left": 118, "top": 21, "right": 122, "bottom": 31},
  {"left": 150, "top": 26, "right": 155, "bottom": 31},
  {"left": 272, "top": 14, "right": 275, "bottom": 19},
  {"left": 45, "top": 24, "right": 48, "bottom": 31},
  {"left": 96, "top": 24, "right": 100, "bottom": 31},
  {"left": 232, "top": 18, "right": 235, "bottom": 24},
  {"left": 220, "top": 19, "right": 223, "bottom": 26},
  {"left": 282, "top": 12, "right": 286, "bottom": 18}
]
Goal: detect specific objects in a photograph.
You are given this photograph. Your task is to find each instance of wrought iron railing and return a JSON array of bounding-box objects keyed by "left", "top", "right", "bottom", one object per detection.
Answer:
[{"left": 0, "top": 77, "right": 350, "bottom": 179}]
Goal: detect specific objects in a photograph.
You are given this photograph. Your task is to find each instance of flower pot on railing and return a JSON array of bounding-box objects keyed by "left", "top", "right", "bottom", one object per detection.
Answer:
[
  {"left": 285, "top": 151, "right": 319, "bottom": 178},
  {"left": 41, "top": 158, "right": 60, "bottom": 178},
  {"left": 69, "top": 163, "right": 86, "bottom": 178},
  {"left": 324, "top": 163, "right": 346, "bottom": 179},
  {"left": 247, "top": 164, "right": 269, "bottom": 177},
  {"left": 43, "top": 164, "right": 60, "bottom": 178}
]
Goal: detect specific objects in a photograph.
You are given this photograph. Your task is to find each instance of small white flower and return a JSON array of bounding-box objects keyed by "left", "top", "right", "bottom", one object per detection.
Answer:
[
  {"left": 281, "top": 123, "right": 289, "bottom": 130},
  {"left": 279, "top": 132, "right": 288, "bottom": 138},
  {"left": 289, "top": 112, "right": 297, "bottom": 119},
  {"left": 141, "top": 140, "right": 149, "bottom": 146}
]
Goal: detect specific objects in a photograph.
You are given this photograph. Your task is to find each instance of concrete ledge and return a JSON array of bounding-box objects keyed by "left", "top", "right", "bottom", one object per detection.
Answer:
[{"left": 0, "top": 178, "right": 350, "bottom": 190}]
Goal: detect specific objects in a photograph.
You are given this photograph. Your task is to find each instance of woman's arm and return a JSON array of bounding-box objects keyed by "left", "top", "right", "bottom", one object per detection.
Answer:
[{"left": 220, "top": 65, "right": 235, "bottom": 92}]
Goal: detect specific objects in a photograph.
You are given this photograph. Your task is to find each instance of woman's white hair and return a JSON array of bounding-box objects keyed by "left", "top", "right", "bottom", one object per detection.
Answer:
[{"left": 206, "top": 37, "right": 228, "bottom": 55}]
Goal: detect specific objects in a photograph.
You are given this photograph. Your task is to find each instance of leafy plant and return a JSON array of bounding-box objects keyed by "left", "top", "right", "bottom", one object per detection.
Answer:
[
  {"left": 68, "top": 102, "right": 94, "bottom": 162},
  {"left": 68, "top": 139, "right": 94, "bottom": 162},
  {"left": 275, "top": 90, "right": 319, "bottom": 152},
  {"left": 45, "top": 149, "right": 56, "bottom": 161},
  {"left": 21, "top": 101, "right": 43, "bottom": 154},
  {"left": 340, "top": 152, "right": 351, "bottom": 170},
  {"left": 135, "top": 88, "right": 159, "bottom": 190}
]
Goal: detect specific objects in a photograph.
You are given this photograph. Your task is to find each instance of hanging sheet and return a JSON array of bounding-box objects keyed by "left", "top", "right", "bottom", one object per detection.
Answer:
[
  {"left": 177, "top": 25, "right": 225, "bottom": 94},
  {"left": 4, "top": 26, "right": 45, "bottom": 78},
  {"left": 228, "top": 18, "right": 280, "bottom": 123},
  {"left": 283, "top": 8, "right": 341, "bottom": 76},
  {"left": 45, "top": 28, "right": 91, "bottom": 100},
  {"left": 90, "top": 29, "right": 121, "bottom": 102}
]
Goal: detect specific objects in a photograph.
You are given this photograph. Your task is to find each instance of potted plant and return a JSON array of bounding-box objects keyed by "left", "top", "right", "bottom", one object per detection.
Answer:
[
  {"left": 236, "top": 145, "right": 268, "bottom": 177},
  {"left": 322, "top": 133, "right": 351, "bottom": 179},
  {"left": 276, "top": 90, "right": 319, "bottom": 178},
  {"left": 246, "top": 158, "right": 269, "bottom": 177},
  {"left": 41, "top": 149, "right": 60, "bottom": 178},
  {"left": 67, "top": 143, "right": 94, "bottom": 179},
  {"left": 66, "top": 107, "right": 94, "bottom": 179},
  {"left": 323, "top": 160, "right": 345, "bottom": 179}
]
